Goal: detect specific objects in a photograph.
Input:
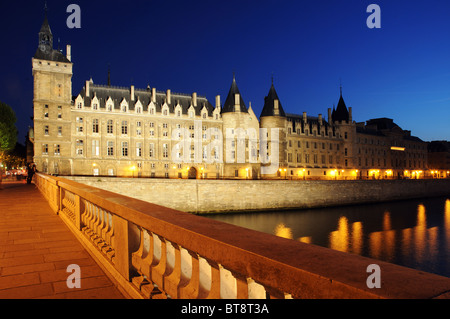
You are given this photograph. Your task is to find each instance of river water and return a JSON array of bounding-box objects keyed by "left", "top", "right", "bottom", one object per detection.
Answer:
[{"left": 206, "top": 196, "right": 450, "bottom": 278}]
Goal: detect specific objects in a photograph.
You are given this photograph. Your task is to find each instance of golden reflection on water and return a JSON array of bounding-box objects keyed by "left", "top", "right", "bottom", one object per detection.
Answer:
[
  {"left": 326, "top": 201, "right": 450, "bottom": 267},
  {"left": 329, "top": 216, "right": 350, "bottom": 253},
  {"left": 274, "top": 223, "right": 293, "bottom": 239},
  {"left": 270, "top": 199, "right": 450, "bottom": 273}
]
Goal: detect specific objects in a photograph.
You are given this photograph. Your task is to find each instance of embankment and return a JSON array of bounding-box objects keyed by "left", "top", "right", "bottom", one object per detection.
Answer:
[{"left": 62, "top": 177, "right": 450, "bottom": 214}]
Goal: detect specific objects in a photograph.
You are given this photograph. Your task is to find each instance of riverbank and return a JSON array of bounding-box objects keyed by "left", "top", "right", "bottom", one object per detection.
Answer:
[{"left": 62, "top": 176, "right": 450, "bottom": 214}]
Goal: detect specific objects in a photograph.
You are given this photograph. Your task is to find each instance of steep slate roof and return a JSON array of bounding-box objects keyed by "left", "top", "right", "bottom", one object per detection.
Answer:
[
  {"left": 286, "top": 113, "right": 332, "bottom": 135},
  {"left": 34, "top": 48, "right": 71, "bottom": 63},
  {"left": 260, "top": 83, "right": 286, "bottom": 117},
  {"left": 221, "top": 76, "right": 248, "bottom": 113},
  {"left": 79, "top": 83, "right": 215, "bottom": 116}
]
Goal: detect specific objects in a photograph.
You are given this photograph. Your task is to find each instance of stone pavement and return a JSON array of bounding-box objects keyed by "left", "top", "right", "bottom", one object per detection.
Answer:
[{"left": 0, "top": 180, "right": 125, "bottom": 299}]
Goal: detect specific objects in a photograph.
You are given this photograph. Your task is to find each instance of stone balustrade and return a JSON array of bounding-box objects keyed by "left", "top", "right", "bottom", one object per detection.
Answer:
[{"left": 34, "top": 173, "right": 450, "bottom": 299}]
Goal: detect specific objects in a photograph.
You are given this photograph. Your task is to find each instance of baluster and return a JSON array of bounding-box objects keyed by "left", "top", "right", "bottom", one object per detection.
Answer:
[
  {"left": 91, "top": 205, "right": 102, "bottom": 240},
  {"left": 247, "top": 278, "right": 266, "bottom": 299},
  {"left": 234, "top": 272, "right": 249, "bottom": 299},
  {"left": 205, "top": 258, "right": 221, "bottom": 299},
  {"left": 196, "top": 256, "right": 221, "bottom": 299},
  {"left": 93, "top": 208, "right": 106, "bottom": 246},
  {"left": 163, "top": 242, "right": 182, "bottom": 298},
  {"left": 179, "top": 250, "right": 202, "bottom": 299},
  {"left": 151, "top": 235, "right": 167, "bottom": 291},
  {"left": 219, "top": 266, "right": 237, "bottom": 299},
  {"left": 83, "top": 202, "right": 94, "bottom": 237},
  {"left": 100, "top": 211, "right": 112, "bottom": 252},
  {"left": 81, "top": 201, "right": 89, "bottom": 230}
]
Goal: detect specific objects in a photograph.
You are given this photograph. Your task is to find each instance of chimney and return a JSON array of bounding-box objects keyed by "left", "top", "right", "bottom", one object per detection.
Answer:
[
  {"left": 303, "top": 112, "right": 307, "bottom": 123},
  {"left": 318, "top": 114, "right": 323, "bottom": 125},
  {"left": 328, "top": 108, "right": 332, "bottom": 124},
  {"left": 166, "top": 89, "right": 171, "bottom": 105},
  {"left": 348, "top": 107, "right": 352, "bottom": 122},
  {"left": 215, "top": 95, "right": 221, "bottom": 108},
  {"left": 192, "top": 92, "right": 197, "bottom": 107},
  {"left": 131, "top": 85, "right": 135, "bottom": 101},
  {"left": 152, "top": 88, "right": 156, "bottom": 103},
  {"left": 85, "top": 80, "right": 90, "bottom": 97},
  {"left": 66, "top": 45, "right": 71, "bottom": 62}
]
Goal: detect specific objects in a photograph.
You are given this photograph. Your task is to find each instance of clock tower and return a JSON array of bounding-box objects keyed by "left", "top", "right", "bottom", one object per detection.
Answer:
[
  {"left": 38, "top": 15, "right": 53, "bottom": 54},
  {"left": 32, "top": 13, "right": 73, "bottom": 175}
]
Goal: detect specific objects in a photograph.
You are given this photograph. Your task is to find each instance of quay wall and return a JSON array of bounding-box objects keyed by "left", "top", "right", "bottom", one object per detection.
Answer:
[{"left": 62, "top": 177, "right": 450, "bottom": 214}]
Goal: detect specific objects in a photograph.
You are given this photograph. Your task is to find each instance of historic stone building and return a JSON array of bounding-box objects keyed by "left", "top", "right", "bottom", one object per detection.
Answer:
[{"left": 31, "top": 15, "right": 429, "bottom": 180}]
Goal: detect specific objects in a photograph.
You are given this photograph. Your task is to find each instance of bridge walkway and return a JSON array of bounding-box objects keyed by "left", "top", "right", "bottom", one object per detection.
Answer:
[{"left": 0, "top": 180, "right": 125, "bottom": 299}]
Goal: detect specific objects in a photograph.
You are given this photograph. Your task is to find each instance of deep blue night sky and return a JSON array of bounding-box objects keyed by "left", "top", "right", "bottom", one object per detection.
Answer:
[{"left": 1, "top": 0, "right": 449, "bottom": 143}]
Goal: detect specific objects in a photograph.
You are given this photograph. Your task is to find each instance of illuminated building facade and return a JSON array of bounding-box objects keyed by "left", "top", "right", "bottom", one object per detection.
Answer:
[{"left": 31, "top": 15, "right": 430, "bottom": 179}]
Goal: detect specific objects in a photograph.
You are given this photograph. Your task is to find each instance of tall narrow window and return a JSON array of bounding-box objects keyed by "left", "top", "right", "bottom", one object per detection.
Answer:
[
  {"left": 121, "top": 121, "right": 128, "bottom": 135},
  {"left": 136, "top": 142, "right": 142, "bottom": 157},
  {"left": 54, "top": 144, "right": 61, "bottom": 156},
  {"left": 107, "top": 120, "right": 113, "bottom": 134},
  {"left": 42, "top": 144, "right": 48, "bottom": 155},
  {"left": 92, "top": 140, "right": 100, "bottom": 156},
  {"left": 149, "top": 143, "right": 155, "bottom": 158},
  {"left": 92, "top": 119, "right": 99, "bottom": 133},
  {"left": 122, "top": 142, "right": 128, "bottom": 157},
  {"left": 107, "top": 141, "right": 114, "bottom": 156},
  {"left": 163, "top": 144, "right": 168, "bottom": 158}
]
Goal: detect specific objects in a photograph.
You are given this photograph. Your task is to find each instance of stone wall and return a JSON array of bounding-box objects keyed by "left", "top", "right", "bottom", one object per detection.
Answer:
[{"left": 63, "top": 176, "right": 450, "bottom": 214}]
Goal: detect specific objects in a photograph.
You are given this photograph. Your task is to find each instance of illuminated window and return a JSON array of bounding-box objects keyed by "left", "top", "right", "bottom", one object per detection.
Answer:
[
  {"left": 42, "top": 144, "right": 48, "bottom": 155},
  {"left": 122, "top": 142, "right": 128, "bottom": 157},
  {"left": 107, "top": 120, "right": 113, "bottom": 134},
  {"left": 92, "top": 119, "right": 99, "bottom": 133},
  {"left": 121, "top": 121, "right": 128, "bottom": 135},
  {"left": 107, "top": 141, "right": 114, "bottom": 156}
]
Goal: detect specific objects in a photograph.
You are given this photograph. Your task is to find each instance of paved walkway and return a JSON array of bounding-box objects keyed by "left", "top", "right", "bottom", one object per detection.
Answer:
[{"left": 0, "top": 180, "right": 125, "bottom": 299}]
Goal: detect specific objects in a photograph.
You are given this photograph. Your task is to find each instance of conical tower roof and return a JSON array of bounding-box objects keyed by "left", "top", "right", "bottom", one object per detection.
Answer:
[
  {"left": 221, "top": 75, "right": 248, "bottom": 113},
  {"left": 260, "top": 82, "right": 286, "bottom": 117},
  {"left": 332, "top": 87, "right": 349, "bottom": 122}
]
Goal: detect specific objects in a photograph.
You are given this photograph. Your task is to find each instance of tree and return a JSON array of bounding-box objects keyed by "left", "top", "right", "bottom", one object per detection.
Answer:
[
  {"left": 0, "top": 101, "right": 18, "bottom": 153},
  {"left": 0, "top": 101, "right": 18, "bottom": 181}
]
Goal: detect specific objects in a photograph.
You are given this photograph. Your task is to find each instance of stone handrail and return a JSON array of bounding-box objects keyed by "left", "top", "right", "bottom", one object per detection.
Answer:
[{"left": 34, "top": 173, "right": 450, "bottom": 299}]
